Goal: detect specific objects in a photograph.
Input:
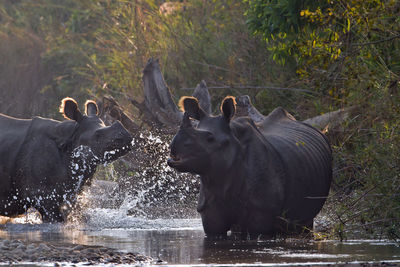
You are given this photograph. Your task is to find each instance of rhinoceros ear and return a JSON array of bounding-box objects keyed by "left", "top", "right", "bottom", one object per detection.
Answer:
[
  {"left": 60, "top": 97, "right": 83, "bottom": 121},
  {"left": 85, "top": 100, "right": 98, "bottom": 116},
  {"left": 178, "top": 96, "right": 207, "bottom": 120},
  {"left": 181, "top": 112, "right": 192, "bottom": 129},
  {"left": 221, "top": 96, "right": 236, "bottom": 121}
]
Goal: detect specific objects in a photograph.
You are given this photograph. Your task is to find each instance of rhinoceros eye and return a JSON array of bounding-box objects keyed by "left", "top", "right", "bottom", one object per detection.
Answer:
[{"left": 183, "top": 140, "right": 192, "bottom": 148}]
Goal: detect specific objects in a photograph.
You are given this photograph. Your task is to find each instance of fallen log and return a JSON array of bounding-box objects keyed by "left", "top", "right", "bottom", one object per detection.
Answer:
[
  {"left": 101, "top": 58, "right": 353, "bottom": 133},
  {"left": 303, "top": 106, "right": 357, "bottom": 130},
  {"left": 98, "top": 95, "right": 140, "bottom": 133},
  {"left": 235, "top": 95, "right": 265, "bottom": 123},
  {"left": 141, "top": 58, "right": 182, "bottom": 127},
  {"left": 235, "top": 94, "right": 355, "bottom": 131},
  {"left": 131, "top": 58, "right": 212, "bottom": 128},
  {"left": 192, "top": 80, "right": 211, "bottom": 115}
]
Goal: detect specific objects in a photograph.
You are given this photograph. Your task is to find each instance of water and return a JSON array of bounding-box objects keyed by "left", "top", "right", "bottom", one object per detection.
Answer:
[{"left": 1, "top": 217, "right": 400, "bottom": 265}]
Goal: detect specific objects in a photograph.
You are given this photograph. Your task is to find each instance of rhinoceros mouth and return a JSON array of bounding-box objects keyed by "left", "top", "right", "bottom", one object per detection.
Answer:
[
  {"left": 167, "top": 154, "right": 186, "bottom": 168},
  {"left": 101, "top": 144, "right": 132, "bottom": 163},
  {"left": 167, "top": 155, "right": 179, "bottom": 165}
]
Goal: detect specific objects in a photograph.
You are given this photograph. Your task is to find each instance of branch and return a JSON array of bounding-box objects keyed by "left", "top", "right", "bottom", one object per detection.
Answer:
[
  {"left": 180, "top": 85, "right": 316, "bottom": 94},
  {"left": 189, "top": 60, "right": 242, "bottom": 75},
  {"left": 351, "top": 34, "right": 400, "bottom": 46},
  {"left": 98, "top": 95, "right": 140, "bottom": 133},
  {"left": 303, "top": 106, "right": 357, "bottom": 130},
  {"left": 142, "top": 58, "right": 182, "bottom": 127}
]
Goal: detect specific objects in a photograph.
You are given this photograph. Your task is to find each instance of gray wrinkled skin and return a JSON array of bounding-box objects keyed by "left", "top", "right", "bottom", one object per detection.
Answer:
[
  {"left": 0, "top": 98, "right": 132, "bottom": 222},
  {"left": 168, "top": 96, "right": 332, "bottom": 236}
]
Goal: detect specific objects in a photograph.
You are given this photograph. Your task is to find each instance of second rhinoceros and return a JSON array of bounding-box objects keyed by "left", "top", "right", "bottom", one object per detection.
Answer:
[
  {"left": 0, "top": 97, "right": 132, "bottom": 222},
  {"left": 168, "top": 96, "right": 332, "bottom": 236}
]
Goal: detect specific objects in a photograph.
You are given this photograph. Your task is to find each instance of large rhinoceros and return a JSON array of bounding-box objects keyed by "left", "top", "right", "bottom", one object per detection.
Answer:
[
  {"left": 0, "top": 97, "right": 132, "bottom": 222},
  {"left": 168, "top": 96, "right": 332, "bottom": 236}
]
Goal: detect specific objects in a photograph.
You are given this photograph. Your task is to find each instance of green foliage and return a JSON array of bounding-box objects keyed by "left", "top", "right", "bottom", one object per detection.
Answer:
[
  {"left": 158, "top": 0, "right": 287, "bottom": 104},
  {"left": 329, "top": 112, "right": 400, "bottom": 239},
  {"left": 245, "top": 0, "right": 400, "bottom": 239},
  {"left": 1, "top": 0, "right": 288, "bottom": 116},
  {"left": 244, "top": 0, "right": 326, "bottom": 65},
  {"left": 245, "top": 0, "right": 323, "bottom": 35},
  {"left": 0, "top": 1, "right": 104, "bottom": 117}
]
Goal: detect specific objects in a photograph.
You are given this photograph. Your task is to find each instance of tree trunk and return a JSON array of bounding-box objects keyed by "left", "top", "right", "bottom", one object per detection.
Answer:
[
  {"left": 235, "top": 95, "right": 265, "bottom": 123},
  {"left": 192, "top": 80, "right": 211, "bottom": 115},
  {"left": 141, "top": 58, "right": 182, "bottom": 127},
  {"left": 132, "top": 58, "right": 354, "bottom": 131},
  {"left": 235, "top": 95, "right": 355, "bottom": 131},
  {"left": 303, "top": 106, "right": 357, "bottom": 130},
  {"left": 98, "top": 95, "right": 140, "bottom": 133},
  {"left": 131, "top": 58, "right": 212, "bottom": 129}
]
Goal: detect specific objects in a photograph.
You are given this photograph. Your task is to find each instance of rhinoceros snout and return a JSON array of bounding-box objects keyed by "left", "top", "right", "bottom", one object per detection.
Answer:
[{"left": 111, "top": 122, "right": 132, "bottom": 142}]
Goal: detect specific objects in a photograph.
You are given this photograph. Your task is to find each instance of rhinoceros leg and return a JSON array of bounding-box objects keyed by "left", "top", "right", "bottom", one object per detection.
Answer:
[
  {"left": 200, "top": 209, "right": 231, "bottom": 236},
  {"left": 0, "top": 197, "right": 26, "bottom": 217},
  {"left": 36, "top": 204, "right": 64, "bottom": 223},
  {"left": 245, "top": 211, "right": 276, "bottom": 235}
]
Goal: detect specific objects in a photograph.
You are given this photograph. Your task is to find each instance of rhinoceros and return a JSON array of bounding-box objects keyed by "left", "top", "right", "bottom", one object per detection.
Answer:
[
  {"left": 168, "top": 96, "right": 332, "bottom": 236},
  {"left": 0, "top": 97, "right": 132, "bottom": 222}
]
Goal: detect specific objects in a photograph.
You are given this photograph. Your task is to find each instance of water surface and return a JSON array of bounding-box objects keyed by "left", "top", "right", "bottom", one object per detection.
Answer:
[{"left": 1, "top": 217, "right": 399, "bottom": 265}]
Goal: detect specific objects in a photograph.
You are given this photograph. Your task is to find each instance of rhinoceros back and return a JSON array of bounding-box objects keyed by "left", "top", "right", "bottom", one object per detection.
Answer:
[
  {"left": 0, "top": 114, "right": 31, "bottom": 183},
  {"left": 259, "top": 107, "right": 332, "bottom": 223}
]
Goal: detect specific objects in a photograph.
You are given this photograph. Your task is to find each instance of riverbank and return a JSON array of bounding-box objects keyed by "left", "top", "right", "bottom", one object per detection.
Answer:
[
  {"left": 1, "top": 237, "right": 400, "bottom": 267},
  {"left": 0, "top": 238, "right": 152, "bottom": 265}
]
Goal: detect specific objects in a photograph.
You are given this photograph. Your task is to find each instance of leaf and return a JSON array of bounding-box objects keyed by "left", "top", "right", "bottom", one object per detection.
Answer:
[{"left": 347, "top": 18, "right": 350, "bottom": 32}]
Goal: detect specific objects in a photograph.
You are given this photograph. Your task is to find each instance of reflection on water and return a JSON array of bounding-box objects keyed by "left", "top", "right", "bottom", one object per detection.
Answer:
[{"left": 1, "top": 220, "right": 400, "bottom": 265}]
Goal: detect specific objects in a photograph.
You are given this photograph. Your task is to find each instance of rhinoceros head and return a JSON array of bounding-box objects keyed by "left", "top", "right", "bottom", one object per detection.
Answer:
[
  {"left": 60, "top": 97, "right": 132, "bottom": 163},
  {"left": 168, "top": 96, "right": 238, "bottom": 175}
]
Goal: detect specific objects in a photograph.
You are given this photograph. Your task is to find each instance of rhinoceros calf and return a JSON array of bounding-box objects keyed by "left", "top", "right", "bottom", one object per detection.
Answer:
[
  {"left": 0, "top": 97, "right": 132, "bottom": 222},
  {"left": 168, "top": 96, "right": 332, "bottom": 236}
]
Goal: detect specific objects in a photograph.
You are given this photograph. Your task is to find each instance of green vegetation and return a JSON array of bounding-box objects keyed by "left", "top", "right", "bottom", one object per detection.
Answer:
[
  {"left": 0, "top": 0, "right": 399, "bottom": 239},
  {"left": 247, "top": 0, "right": 400, "bottom": 239},
  {"left": 0, "top": 0, "right": 286, "bottom": 117}
]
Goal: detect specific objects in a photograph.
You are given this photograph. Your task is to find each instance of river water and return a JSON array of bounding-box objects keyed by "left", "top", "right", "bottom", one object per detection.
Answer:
[{"left": 1, "top": 214, "right": 400, "bottom": 265}]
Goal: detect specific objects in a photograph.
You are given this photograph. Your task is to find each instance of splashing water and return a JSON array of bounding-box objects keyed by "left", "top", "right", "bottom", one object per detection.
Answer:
[
  {"left": 69, "top": 145, "right": 99, "bottom": 194},
  {"left": 69, "top": 129, "right": 200, "bottom": 228}
]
